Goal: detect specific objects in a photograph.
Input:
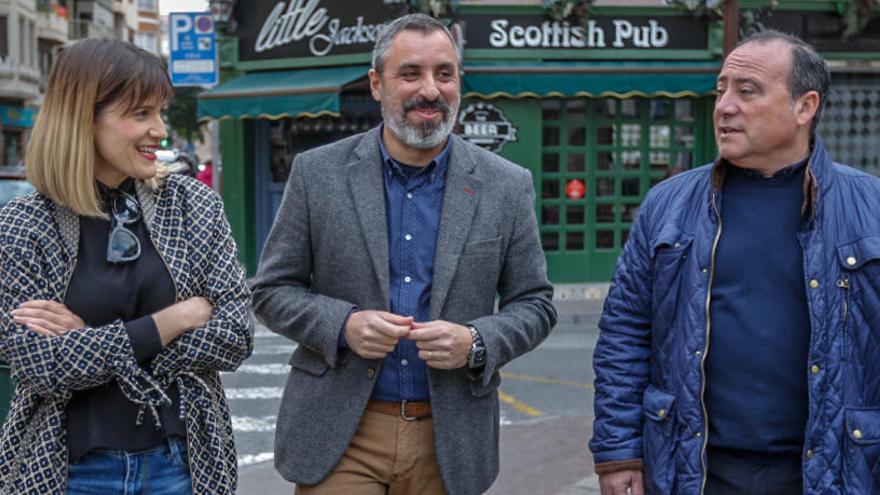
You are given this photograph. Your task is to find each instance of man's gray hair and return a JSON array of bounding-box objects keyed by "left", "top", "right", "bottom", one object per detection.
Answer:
[
  {"left": 736, "top": 29, "right": 831, "bottom": 134},
  {"left": 372, "top": 13, "right": 461, "bottom": 75}
]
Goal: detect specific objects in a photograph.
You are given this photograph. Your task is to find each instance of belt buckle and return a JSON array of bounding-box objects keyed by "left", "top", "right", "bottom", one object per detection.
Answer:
[{"left": 400, "top": 400, "right": 418, "bottom": 421}]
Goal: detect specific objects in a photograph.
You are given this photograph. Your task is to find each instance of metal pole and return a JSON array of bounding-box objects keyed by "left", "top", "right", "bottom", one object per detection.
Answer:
[
  {"left": 211, "top": 119, "right": 221, "bottom": 192},
  {"left": 723, "top": 0, "right": 740, "bottom": 59}
]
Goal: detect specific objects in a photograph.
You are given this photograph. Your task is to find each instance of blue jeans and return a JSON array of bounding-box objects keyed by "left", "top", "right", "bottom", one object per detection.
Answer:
[{"left": 66, "top": 437, "right": 193, "bottom": 495}]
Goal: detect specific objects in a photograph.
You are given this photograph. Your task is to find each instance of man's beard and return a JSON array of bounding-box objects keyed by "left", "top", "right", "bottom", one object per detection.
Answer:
[{"left": 383, "top": 96, "right": 458, "bottom": 150}]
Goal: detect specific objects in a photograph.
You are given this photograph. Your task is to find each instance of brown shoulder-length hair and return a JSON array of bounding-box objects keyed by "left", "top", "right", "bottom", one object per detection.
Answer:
[{"left": 26, "top": 38, "right": 173, "bottom": 217}]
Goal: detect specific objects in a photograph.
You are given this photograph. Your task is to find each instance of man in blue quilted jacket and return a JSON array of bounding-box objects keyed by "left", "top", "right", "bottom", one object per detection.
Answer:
[{"left": 590, "top": 29, "right": 880, "bottom": 495}]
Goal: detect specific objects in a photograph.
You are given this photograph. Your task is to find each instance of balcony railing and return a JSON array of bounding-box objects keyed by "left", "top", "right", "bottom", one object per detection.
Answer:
[{"left": 71, "top": 19, "right": 114, "bottom": 40}]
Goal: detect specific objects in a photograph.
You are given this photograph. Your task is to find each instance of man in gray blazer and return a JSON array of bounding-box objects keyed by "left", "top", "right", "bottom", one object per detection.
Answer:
[{"left": 252, "top": 13, "right": 557, "bottom": 495}]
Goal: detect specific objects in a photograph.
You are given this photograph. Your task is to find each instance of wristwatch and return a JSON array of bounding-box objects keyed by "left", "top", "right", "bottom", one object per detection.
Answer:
[{"left": 466, "top": 325, "right": 486, "bottom": 369}]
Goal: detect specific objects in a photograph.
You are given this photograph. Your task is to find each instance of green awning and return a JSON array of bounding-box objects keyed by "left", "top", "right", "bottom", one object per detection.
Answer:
[
  {"left": 198, "top": 65, "right": 369, "bottom": 121},
  {"left": 462, "top": 61, "right": 719, "bottom": 99}
]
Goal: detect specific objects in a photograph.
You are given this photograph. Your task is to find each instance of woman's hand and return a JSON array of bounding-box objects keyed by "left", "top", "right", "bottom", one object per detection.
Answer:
[
  {"left": 10, "top": 300, "right": 86, "bottom": 337},
  {"left": 152, "top": 297, "right": 213, "bottom": 347}
]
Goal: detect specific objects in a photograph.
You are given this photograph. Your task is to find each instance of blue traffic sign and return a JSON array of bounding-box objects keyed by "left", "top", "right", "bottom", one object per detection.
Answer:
[{"left": 169, "top": 12, "right": 217, "bottom": 87}]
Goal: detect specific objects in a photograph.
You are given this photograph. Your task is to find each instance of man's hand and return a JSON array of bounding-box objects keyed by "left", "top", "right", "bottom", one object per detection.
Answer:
[
  {"left": 345, "top": 310, "right": 413, "bottom": 359},
  {"left": 599, "top": 469, "right": 644, "bottom": 495},
  {"left": 408, "top": 320, "right": 472, "bottom": 369},
  {"left": 10, "top": 300, "right": 85, "bottom": 337}
]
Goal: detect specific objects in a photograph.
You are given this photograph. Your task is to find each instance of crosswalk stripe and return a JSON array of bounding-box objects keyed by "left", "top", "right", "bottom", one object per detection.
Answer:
[
  {"left": 225, "top": 364, "right": 291, "bottom": 375},
  {"left": 250, "top": 344, "right": 297, "bottom": 356},
  {"left": 232, "top": 415, "right": 278, "bottom": 432},
  {"left": 238, "top": 452, "right": 274, "bottom": 467},
  {"left": 226, "top": 387, "right": 284, "bottom": 400}
]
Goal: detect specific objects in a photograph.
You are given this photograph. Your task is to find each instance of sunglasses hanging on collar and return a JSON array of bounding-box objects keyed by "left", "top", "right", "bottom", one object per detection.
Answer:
[{"left": 107, "top": 191, "right": 141, "bottom": 263}]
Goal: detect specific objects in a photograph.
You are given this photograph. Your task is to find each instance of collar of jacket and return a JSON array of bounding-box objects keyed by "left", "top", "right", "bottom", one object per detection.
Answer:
[
  {"left": 709, "top": 133, "right": 832, "bottom": 221},
  {"left": 50, "top": 179, "right": 159, "bottom": 259}
]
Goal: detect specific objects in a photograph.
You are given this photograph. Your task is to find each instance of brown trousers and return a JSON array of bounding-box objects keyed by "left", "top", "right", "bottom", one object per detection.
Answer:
[{"left": 295, "top": 407, "right": 446, "bottom": 495}]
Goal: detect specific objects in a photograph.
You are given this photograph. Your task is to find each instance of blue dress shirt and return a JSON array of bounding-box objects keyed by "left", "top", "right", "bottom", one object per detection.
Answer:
[{"left": 366, "top": 132, "right": 451, "bottom": 402}]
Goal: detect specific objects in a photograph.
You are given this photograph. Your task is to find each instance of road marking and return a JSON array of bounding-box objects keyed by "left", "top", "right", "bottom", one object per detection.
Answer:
[
  {"left": 226, "top": 387, "right": 284, "bottom": 400},
  {"left": 498, "top": 390, "right": 543, "bottom": 417},
  {"left": 232, "top": 415, "right": 278, "bottom": 432},
  {"left": 253, "top": 327, "right": 279, "bottom": 338},
  {"left": 500, "top": 372, "right": 594, "bottom": 390},
  {"left": 238, "top": 452, "right": 274, "bottom": 467},
  {"left": 250, "top": 344, "right": 297, "bottom": 356},
  {"left": 228, "top": 364, "right": 291, "bottom": 375}
]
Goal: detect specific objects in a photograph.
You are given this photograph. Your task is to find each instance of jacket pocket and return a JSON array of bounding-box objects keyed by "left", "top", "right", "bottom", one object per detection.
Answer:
[
  {"left": 288, "top": 348, "right": 329, "bottom": 376},
  {"left": 651, "top": 234, "right": 693, "bottom": 332},
  {"left": 843, "top": 407, "right": 880, "bottom": 494},
  {"left": 837, "top": 236, "right": 880, "bottom": 397},
  {"left": 642, "top": 384, "right": 676, "bottom": 494},
  {"left": 462, "top": 236, "right": 502, "bottom": 258}
]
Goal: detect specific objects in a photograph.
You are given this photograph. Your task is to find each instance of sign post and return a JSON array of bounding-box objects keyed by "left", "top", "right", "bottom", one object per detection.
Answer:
[{"left": 169, "top": 12, "right": 218, "bottom": 87}]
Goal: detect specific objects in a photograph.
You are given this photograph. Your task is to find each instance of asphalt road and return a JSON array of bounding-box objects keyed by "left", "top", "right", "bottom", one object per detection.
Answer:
[{"left": 225, "top": 292, "right": 605, "bottom": 494}]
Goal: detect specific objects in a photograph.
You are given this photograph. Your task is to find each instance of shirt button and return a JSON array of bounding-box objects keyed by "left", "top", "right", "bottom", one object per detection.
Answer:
[
  {"left": 806, "top": 449, "right": 814, "bottom": 459},
  {"left": 367, "top": 368, "right": 375, "bottom": 378},
  {"left": 695, "top": 350, "right": 702, "bottom": 357},
  {"left": 695, "top": 431, "right": 702, "bottom": 438},
  {"left": 404, "top": 276, "right": 412, "bottom": 283},
  {"left": 811, "top": 364, "right": 820, "bottom": 375},
  {"left": 854, "top": 429, "right": 863, "bottom": 440},
  {"left": 809, "top": 279, "right": 820, "bottom": 289},
  {"left": 847, "top": 256, "right": 857, "bottom": 266},
  {"left": 657, "top": 409, "right": 666, "bottom": 419},
  {"left": 406, "top": 192, "right": 413, "bottom": 199},
  {"left": 405, "top": 234, "right": 412, "bottom": 241},
  {"left": 401, "top": 359, "right": 408, "bottom": 366},
  {"left": 701, "top": 268, "right": 708, "bottom": 274}
]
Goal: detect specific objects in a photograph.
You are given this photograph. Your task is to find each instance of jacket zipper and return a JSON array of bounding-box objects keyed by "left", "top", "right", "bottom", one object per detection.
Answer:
[
  {"left": 699, "top": 194, "right": 723, "bottom": 494},
  {"left": 837, "top": 277, "right": 849, "bottom": 322}
]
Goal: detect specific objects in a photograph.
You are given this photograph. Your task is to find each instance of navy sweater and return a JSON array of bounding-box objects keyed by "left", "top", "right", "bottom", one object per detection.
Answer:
[{"left": 705, "top": 161, "right": 810, "bottom": 455}]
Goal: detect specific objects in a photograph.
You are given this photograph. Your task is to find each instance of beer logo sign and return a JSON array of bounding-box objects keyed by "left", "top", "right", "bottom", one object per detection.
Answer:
[{"left": 458, "top": 102, "right": 518, "bottom": 153}]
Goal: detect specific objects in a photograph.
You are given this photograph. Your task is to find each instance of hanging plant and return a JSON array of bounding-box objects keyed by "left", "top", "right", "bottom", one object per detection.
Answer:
[
  {"left": 667, "top": 0, "right": 726, "bottom": 17},
  {"left": 410, "top": 0, "right": 455, "bottom": 18},
  {"left": 837, "top": 0, "right": 880, "bottom": 39},
  {"left": 542, "top": 0, "right": 593, "bottom": 27}
]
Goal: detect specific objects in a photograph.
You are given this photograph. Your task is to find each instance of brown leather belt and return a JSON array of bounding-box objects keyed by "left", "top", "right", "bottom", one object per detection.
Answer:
[{"left": 366, "top": 400, "right": 432, "bottom": 421}]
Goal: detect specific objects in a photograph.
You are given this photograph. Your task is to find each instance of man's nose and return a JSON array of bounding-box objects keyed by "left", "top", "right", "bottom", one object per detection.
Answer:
[
  {"left": 715, "top": 92, "right": 738, "bottom": 116},
  {"left": 419, "top": 75, "right": 440, "bottom": 100}
]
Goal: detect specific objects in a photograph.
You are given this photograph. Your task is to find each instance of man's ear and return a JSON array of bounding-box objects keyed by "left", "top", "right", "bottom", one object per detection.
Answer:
[
  {"left": 368, "top": 69, "right": 382, "bottom": 103},
  {"left": 795, "top": 90, "right": 820, "bottom": 127}
]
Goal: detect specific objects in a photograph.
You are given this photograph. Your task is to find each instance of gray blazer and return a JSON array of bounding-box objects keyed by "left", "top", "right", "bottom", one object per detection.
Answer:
[{"left": 251, "top": 127, "right": 557, "bottom": 495}]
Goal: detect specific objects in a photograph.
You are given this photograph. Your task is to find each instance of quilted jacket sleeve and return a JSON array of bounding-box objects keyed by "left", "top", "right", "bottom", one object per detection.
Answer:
[
  {"left": 150, "top": 187, "right": 253, "bottom": 378},
  {"left": 589, "top": 198, "right": 654, "bottom": 464},
  {"left": 250, "top": 154, "right": 357, "bottom": 369},
  {"left": 0, "top": 224, "right": 145, "bottom": 399}
]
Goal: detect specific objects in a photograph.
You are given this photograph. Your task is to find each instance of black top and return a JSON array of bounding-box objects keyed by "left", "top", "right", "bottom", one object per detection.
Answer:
[
  {"left": 706, "top": 160, "right": 811, "bottom": 455},
  {"left": 64, "top": 179, "right": 184, "bottom": 461}
]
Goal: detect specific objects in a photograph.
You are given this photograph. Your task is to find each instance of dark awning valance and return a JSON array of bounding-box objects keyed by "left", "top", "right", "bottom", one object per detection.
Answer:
[
  {"left": 462, "top": 61, "right": 719, "bottom": 99},
  {"left": 197, "top": 65, "right": 369, "bottom": 121}
]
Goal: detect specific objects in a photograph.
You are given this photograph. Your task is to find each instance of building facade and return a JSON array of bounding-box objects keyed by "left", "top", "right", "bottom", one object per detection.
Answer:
[{"left": 200, "top": 0, "right": 880, "bottom": 281}]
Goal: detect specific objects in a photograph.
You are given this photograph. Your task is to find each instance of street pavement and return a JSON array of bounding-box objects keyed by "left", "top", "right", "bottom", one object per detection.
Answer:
[{"left": 226, "top": 284, "right": 607, "bottom": 494}]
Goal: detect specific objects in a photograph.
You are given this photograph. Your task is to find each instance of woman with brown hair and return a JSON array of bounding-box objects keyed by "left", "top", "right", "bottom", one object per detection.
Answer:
[{"left": 0, "top": 39, "right": 252, "bottom": 494}]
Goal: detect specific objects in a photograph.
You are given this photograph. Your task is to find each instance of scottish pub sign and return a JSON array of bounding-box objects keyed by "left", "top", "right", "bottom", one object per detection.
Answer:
[{"left": 234, "top": 1, "right": 709, "bottom": 64}]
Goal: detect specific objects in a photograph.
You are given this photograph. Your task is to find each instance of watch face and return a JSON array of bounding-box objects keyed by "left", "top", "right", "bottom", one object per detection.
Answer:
[{"left": 473, "top": 349, "right": 486, "bottom": 364}]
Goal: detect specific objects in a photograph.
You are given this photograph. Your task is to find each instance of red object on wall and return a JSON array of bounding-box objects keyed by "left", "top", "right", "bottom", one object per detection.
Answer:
[{"left": 566, "top": 179, "right": 585, "bottom": 200}]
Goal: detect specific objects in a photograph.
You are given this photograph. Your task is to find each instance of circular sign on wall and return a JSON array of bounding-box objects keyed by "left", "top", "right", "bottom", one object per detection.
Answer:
[
  {"left": 566, "top": 179, "right": 586, "bottom": 200},
  {"left": 457, "top": 102, "right": 518, "bottom": 153}
]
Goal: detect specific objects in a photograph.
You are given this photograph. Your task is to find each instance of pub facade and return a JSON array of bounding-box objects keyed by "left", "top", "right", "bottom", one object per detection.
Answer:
[{"left": 199, "top": 0, "right": 880, "bottom": 281}]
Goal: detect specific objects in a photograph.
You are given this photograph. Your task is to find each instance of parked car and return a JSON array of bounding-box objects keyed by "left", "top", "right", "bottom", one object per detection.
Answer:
[
  {"left": 156, "top": 149, "right": 199, "bottom": 177},
  {"left": 0, "top": 166, "right": 36, "bottom": 208}
]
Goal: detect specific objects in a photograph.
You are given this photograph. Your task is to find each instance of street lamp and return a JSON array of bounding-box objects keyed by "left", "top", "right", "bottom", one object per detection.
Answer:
[{"left": 208, "top": 0, "right": 237, "bottom": 33}]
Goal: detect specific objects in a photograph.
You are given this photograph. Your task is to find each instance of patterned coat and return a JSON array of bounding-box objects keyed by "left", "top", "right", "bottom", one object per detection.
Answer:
[{"left": 0, "top": 175, "right": 253, "bottom": 494}]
